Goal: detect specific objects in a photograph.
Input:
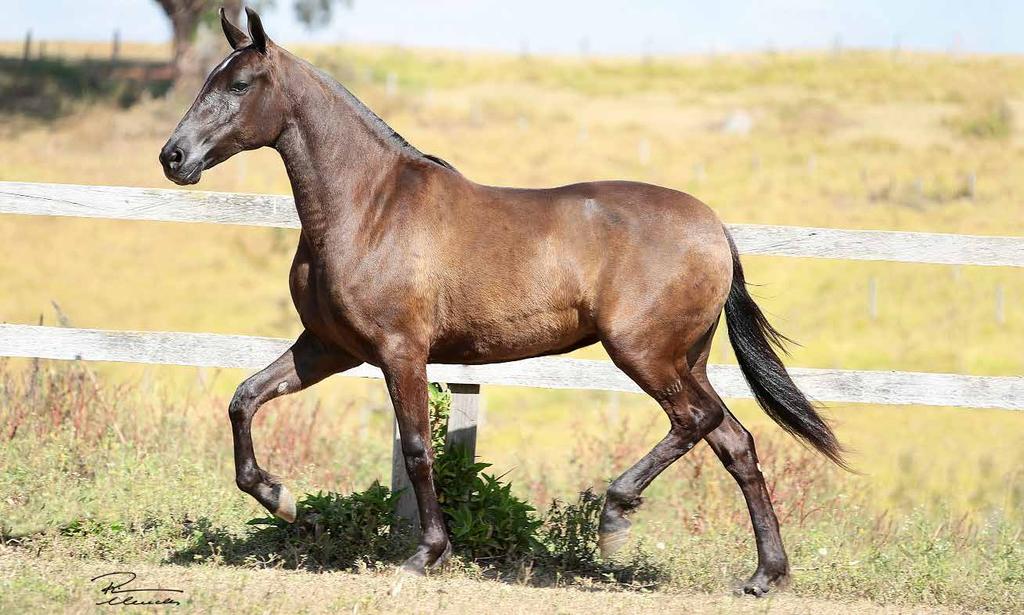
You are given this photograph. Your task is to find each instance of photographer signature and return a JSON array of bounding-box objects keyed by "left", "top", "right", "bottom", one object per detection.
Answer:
[{"left": 91, "top": 571, "right": 184, "bottom": 607}]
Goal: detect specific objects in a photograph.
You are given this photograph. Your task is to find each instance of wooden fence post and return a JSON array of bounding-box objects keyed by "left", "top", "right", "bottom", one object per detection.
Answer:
[
  {"left": 446, "top": 383, "right": 481, "bottom": 457},
  {"left": 391, "top": 383, "right": 481, "bottom": 526},
  {"left": 391, "top": 417, "right": 416, "bottom": 524}
]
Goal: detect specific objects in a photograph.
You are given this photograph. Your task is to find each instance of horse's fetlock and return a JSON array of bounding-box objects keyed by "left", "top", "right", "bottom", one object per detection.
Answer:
[
  {"left": 422, "top": 527, "right": 449, "bottom": 550},
  {"left": 759, "top": 556, "right": 790, "bottom": 578},
  {"left": 235, "top": 470, "right": 260, "bottom": 492},
  {"left": 606, "top": 484, "right": 642, "bottom": 512}
]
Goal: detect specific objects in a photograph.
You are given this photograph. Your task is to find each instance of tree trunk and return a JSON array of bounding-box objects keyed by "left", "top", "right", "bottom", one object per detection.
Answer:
[{"left": 156, "top": 0, "right": 206, "bottom": 83}]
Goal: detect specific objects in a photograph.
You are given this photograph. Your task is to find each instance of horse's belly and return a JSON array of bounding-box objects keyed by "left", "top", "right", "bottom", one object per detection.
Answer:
[{"left": 429, "top": 307, "right": 596, "bottom": 364}]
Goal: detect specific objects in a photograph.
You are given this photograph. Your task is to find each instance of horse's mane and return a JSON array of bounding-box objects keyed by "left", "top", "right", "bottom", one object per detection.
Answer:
[{"left": 295, "top": 53, "right": 457, "bottom": 173}]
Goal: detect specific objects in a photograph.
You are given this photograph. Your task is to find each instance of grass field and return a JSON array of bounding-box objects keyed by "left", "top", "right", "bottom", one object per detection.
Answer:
[{"left": 1, "top": 41, "right": 1022, "bottom": 613}]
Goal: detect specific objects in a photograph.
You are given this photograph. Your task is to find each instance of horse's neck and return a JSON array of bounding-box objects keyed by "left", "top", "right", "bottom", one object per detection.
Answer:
[{"left": 274, "top": 67, "right": 403, "bottom": 247}]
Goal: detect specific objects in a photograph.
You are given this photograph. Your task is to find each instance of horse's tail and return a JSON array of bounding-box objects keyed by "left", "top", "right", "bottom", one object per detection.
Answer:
[{"left": 722, "top": 229, "right": 847, "bottom": 469}]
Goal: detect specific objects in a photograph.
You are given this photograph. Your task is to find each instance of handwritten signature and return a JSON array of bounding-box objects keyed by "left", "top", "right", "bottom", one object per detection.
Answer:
[{"left": 91, "top": 571, "right": 184, "bottom": 607}]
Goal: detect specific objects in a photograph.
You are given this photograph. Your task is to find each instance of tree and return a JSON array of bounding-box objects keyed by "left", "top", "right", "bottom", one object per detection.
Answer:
[
  {"left": 156, "top": 0, "right": 234, "bottom": 82},
  {"left": 292, "top": 0, "right": 353, "bottom": 30},
  {"left": 154, "top": 1, "right": 351, "bottom": 84}
]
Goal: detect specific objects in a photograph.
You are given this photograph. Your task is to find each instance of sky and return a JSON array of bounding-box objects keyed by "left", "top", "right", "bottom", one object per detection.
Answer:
[{"left": 4, "top": 0, "right": 1024, "bottom": 56}]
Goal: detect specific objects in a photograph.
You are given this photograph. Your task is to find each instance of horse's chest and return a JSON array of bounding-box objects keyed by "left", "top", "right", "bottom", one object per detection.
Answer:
[{"left": 288, "top": 241, "right": 379, "bottom": 359}]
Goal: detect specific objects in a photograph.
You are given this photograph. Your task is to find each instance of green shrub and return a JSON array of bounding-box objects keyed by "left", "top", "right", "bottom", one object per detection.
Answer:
[
  {"left": 537, "top": 489, "right": 603, "bottom": 570},
  {"left": 427, "top": 382, "right": 451, "bottom": 454},
  {"left": 429, "top": 383, "right": 543, "bottom": 560},
  {"left": 434, "top": 445, "right": 543, "bottom": 559},
  {"left": 246, "top": 482, "right": 408, "bottom": 568}
]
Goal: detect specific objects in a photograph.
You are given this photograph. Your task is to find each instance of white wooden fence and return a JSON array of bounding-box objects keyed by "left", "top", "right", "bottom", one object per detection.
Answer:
[{"left": 1, "top": 182, "right": 1022, "bottom": 519}]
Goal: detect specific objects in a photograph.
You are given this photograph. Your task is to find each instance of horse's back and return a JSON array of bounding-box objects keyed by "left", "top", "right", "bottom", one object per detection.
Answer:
[{"left": 424, "top": 178, "right": 732, "bottom": 363}]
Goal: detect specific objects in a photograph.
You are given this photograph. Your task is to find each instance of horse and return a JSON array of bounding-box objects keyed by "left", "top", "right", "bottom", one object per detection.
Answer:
[{"left": 159, "top": 8, "right": 844, "bottom": 594}]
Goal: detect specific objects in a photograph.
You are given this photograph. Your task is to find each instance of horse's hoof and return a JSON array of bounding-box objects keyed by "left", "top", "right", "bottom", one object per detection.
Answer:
[
  {"left": 398, "top": 562, "right": 426, "bottom": 577},
  {"left": 739, "top": 568, "right": 789, "bottom": 597},
  {"left": 739, "top": 582, "right": 767, "bottom": 598},
  {"left": 399, "top": 541, "right": 451, "bottom": 576},
  {"left": 598, "top": 527, "right": 631, "bottom": 558},
  {"left": 272, "top": 484, "right": 297, "bottom": 523}
]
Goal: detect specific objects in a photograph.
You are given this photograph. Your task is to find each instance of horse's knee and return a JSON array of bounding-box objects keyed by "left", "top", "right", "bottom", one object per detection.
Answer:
[
  {"left": 667, "top": 402, "right": 723, "bottom": 444},
  {"left": 228, "top": 381, "right": 258, "bottom": 422}
]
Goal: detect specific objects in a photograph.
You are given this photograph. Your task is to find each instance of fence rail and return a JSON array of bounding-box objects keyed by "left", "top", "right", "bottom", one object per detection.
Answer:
[
  {"left": 1, "top": 324, "right": 1020, "bottom": 411},
  {"left": 2, "top": 181, "right": 1022, "bottom": 521},
  {"left": 2, "top": 181, "right": 1022, "bottom": 267}
]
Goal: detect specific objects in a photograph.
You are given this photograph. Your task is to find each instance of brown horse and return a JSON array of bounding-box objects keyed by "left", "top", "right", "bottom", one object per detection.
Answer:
[{"left": 159, "top": 8, "right": 843, "bottom": 594}]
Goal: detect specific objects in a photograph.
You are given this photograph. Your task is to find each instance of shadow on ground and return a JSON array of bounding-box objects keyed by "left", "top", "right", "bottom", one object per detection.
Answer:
[{"left": 164, "top": 515, "right": 669, "bottom": 591}]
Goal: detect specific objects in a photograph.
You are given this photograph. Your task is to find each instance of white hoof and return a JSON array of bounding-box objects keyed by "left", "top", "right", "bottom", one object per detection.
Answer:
[
  {"left": 273, "top": 484, "right": 297, "bottom": 523},
  {"left": 598, "top": 528, "right": 630, "bottom": 559}
]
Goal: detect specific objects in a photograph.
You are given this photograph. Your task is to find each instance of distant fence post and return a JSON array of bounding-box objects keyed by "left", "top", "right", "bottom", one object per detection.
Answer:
[
  {"left": 995, "top": 284, "right": 1005, "bottom": 325},
  {"left": 22, "top": 30, "right": 32, "bottom": 63},
  {"left": 391, "top": 382, "right": 481, "bottom": 526},
  {"left": 868, "top": 276, "right": 879, "bottom": 320},
  {"left": 111, "top": 30, "right": 121, "bottom": 65}
]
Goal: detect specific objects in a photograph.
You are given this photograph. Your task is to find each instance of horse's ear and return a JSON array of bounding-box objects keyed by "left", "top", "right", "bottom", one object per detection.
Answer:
[
  {"left": 220, "top": 7, "right": 249, "bottom": 50},
  {"left": 245, "top": 7, "right": 269, "bottom": 54}
]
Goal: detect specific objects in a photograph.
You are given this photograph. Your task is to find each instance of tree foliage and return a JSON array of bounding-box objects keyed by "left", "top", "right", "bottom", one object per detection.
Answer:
[{"left": 153, "top": 0, "right": 353, "bottom": 83}]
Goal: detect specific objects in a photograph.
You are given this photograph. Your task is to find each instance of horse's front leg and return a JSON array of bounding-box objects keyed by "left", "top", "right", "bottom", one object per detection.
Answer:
[
  {"left": 229, "top": 330, "right": 359, "bottom": 521},
  {"left": 381, "top": 346, "right": 451, "bottom": 575}
]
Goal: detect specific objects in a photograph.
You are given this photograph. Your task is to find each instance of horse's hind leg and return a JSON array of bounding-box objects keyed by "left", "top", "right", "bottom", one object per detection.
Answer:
[
  {"left": 690, "top": 327, "right": 789, "bottom": 595},
  {"left": 597, "top": 340, "right": 725, "bottom": 557},
  {"left": 703, "top": 410, "right": 789, "bottom": 595},
  {"left": 229, "top": 331, "right": 358, "bottom": 522}
]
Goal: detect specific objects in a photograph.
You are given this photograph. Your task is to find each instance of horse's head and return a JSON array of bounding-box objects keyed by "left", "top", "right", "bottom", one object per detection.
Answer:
[{"left": 160, "top": 8, "right": 288, "bottom": 185}]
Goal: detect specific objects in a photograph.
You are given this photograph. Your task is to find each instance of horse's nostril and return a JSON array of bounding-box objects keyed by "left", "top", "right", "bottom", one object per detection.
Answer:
[{"left": 169, "top": 148, "right": 184, "bottom": 169}]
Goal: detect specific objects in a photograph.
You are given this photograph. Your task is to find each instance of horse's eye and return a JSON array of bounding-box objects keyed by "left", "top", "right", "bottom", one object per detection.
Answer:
[{"left": 229, "top": 81, "right": 250, "bottom": 94}]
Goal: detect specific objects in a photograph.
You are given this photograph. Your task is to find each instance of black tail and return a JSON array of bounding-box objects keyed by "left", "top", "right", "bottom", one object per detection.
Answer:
[{"left": 723, "top": 230, "right": 847, "bottom": 469}]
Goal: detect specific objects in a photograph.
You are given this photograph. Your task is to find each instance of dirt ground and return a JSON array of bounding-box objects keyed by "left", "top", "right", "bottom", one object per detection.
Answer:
[{"left": 0, "top": 547, "right": 973, "bottom": 615}]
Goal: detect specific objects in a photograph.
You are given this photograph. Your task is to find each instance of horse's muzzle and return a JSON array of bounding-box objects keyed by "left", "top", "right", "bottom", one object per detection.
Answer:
[{"left": 159, "top": 141, "right": 203, "bottom": 185}]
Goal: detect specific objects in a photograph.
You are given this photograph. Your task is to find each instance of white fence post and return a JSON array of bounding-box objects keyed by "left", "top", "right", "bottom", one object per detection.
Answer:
[
  {"left": 446, "top": 383, "right": 481, "bottom": 456},
  {"left": 391, "top": 382, "right": 481, "bottom": 525},
  {"left": 391, "top": 417, "right": 417, "bottom": 526}
]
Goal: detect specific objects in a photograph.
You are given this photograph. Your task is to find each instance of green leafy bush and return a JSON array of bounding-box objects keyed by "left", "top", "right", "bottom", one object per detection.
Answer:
[
  {"left": 434, "top": 445, "right": 543, "bottom": 559},
  {"left": 429, "top": 383, "right": 543, "bottom": 560},
  {"left": 537, "top": 488, "right": 603, "bottom": 569},
  {"left": 246, "top": 481, "right": 408, "bottom": 568},
  {"left": 427, "top": 382, "right": 451, "bottom": 454}
]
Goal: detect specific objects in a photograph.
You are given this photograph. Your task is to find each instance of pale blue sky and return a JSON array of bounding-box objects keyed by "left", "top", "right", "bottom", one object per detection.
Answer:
[{"left": 4, "top": 1, "right": 1023, "bottom": 55}]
